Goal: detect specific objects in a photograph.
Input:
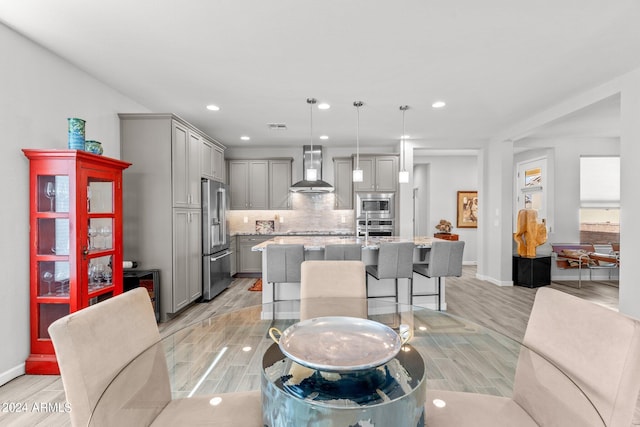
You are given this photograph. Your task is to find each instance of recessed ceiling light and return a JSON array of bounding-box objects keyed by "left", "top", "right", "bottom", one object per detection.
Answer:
[
  {"left": 206, "top": 104, "right": 220, "bottom": 111},
  {"left": 432, "top": 101, "right": 446, "bottom": 109},
  {"left": 240, "top": 136, "right": 250, "bottom": 141},
  {"left": 319, "top": 135, "right": 329, "bottom": 140},
  {"left": 318, "top": 103, "right": 330, "bottom": 110}
]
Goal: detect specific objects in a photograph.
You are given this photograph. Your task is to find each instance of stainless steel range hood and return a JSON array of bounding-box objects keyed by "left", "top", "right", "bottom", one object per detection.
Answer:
[{"left": 290, "top": 145, "right": 334, "bottom": 193}]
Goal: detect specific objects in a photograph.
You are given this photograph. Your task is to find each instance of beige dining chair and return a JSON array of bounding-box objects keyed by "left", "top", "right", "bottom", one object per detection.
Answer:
[
  {"left": 300, "top": 260, "right": 367, "bottom": 319},
  {"left": 48, "top": 288, "right": 262, "bottom": 427},
  {"left": 425, "top": 287, "right": 640, "bottom": 427}
]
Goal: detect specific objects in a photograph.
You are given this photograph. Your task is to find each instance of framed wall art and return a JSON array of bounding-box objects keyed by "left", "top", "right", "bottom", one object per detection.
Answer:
[{"left": 457, "top": 191, "right": 478, "bottom": 228}]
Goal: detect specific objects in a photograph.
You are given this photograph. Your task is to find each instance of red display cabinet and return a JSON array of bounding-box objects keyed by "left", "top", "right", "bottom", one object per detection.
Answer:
[{"left": 22, "top": 149, "right": 131, "bottom": 374}]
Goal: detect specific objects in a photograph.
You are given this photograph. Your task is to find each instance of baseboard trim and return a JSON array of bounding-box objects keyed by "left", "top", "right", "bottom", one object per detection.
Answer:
[
  {"left": 475, "top": 272, "right": 513, "bottom": 287},
  {"left": 0, "top": 363, "right": 25, "bottom": 386}
]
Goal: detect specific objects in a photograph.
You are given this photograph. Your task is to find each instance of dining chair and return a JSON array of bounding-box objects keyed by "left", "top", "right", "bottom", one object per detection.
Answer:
[
  {"left": 266, "top": 243, "right": 305, "bottom": 302},
  {"left": 48, "top": 288, "right": 262, "bottom": 427},
  {"left": 300, "top": 260, "right": 367, "bottom": 319},
  {"left": 366, "top": 242, "right": 414, "bottom": 303},
  {"left": 412, "top": 240, "right": 465, "bottom": 310},
  {"left": 324, "top": 243, "right": 362, "bottom": 260},
  {"left": 425, "top": 287, "right": 640, "bottom": 427}
]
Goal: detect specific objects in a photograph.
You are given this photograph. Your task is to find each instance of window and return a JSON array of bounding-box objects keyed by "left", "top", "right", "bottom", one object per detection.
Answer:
[{"left": 579, "top": 156, "right": 619, "bottom": 244}]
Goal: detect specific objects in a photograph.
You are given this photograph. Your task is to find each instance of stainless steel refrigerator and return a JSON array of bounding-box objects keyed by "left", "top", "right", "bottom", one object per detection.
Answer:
[{"left": 202, "top": 178, "right": 233, "bottom": 300}]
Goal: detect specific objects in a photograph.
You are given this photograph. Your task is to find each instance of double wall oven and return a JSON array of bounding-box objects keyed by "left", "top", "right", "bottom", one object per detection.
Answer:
[{"left": 356, "top": 193, "right": 395, "bottom": 237}]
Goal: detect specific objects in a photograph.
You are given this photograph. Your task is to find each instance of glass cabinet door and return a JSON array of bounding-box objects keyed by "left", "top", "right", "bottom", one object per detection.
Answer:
[{"left": 35, "top": 175, "right": 71, "bottom": 338}]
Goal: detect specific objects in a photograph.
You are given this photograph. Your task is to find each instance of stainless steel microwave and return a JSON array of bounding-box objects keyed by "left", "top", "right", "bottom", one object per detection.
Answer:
[{"left": 356, "top": 193, "right": 395, "bottom": 219}]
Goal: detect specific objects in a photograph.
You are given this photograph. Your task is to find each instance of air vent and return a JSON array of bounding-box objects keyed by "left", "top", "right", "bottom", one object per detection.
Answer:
[{"left": 267, "top": 123, "right": 288, "bottom": 130}]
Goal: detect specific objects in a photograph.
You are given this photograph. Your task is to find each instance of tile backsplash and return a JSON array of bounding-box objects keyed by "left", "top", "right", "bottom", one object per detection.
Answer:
[{"left": 228, "top": 193, "right": 355, "bottom": 234}]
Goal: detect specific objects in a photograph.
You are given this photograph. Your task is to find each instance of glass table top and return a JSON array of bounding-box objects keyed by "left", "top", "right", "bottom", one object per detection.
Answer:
[{"left": 90, "top": 298, "right": 605, "bottom": 426}]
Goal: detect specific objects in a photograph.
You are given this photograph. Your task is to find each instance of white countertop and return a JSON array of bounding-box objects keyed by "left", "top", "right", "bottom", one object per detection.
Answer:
[{"left": 251, "top": 236, "right": 441, "bottom": 251}]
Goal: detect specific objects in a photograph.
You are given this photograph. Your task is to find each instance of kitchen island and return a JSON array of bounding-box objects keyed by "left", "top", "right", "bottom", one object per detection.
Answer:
[{"left": 252, "top": 236, "right": 447, "bottom": 309}]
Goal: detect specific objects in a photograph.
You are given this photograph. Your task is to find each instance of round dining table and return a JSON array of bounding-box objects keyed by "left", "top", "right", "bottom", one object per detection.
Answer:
[{"left": 89, "top": 298, "right": 604, "bottom": 426}]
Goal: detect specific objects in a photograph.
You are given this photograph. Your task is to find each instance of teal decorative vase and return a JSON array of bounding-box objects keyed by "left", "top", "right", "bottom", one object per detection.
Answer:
[
  {"left": 84, "top": 140, "right": 103, "bottom": 155},
  {"left": 67, "top": 118, "right": 86, "bottom": 150}
]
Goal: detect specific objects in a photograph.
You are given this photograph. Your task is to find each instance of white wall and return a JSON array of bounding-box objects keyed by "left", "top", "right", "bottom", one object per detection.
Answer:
[
  {"left": 0, "top": 23, "right": 149, "bottom": 385},
  {"left": 413, "top": 155, "right": 478, "bottom": 263}
]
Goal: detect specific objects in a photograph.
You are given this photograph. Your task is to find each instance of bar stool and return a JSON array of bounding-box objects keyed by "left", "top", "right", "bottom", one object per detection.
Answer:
[
  {"left": 266, "top": 244, "right": 305, "bottom": 303},
  {"left": 324, "top": 243, "right": 362, "bottom": 260},
  {"left": 412, "top": 240, "right": 465, "bottom": 310},
  {"left": 366, "top": 242, "right": 414, "bottom": 303}
]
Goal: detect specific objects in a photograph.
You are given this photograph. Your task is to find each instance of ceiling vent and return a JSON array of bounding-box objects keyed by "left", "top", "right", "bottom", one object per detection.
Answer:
[{"left": 267, "top": 123, "right": 288, "bottom": 130}]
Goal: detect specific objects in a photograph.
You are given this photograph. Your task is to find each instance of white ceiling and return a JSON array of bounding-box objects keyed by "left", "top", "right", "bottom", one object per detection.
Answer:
[{"left": 1, "top": 0, "right": 638, "bottom": 149}]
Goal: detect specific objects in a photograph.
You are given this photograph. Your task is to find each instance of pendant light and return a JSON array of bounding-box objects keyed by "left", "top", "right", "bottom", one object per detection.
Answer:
[
  {"left": 399, "top": 105, "right": 410, "bottom": 184},
  {"left": 306, "top": 98, "right": 318, "bottom": 181},
  {"left": 353, "top": 101, "right": 364, "bottom": 182}
]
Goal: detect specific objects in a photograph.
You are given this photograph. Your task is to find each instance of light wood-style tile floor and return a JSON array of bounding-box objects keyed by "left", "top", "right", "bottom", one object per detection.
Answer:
[{"left": 0, "top": 270, "right": 631, "bottom": 426}]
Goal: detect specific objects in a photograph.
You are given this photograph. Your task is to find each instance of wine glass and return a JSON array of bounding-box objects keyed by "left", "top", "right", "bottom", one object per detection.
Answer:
[
  {"left": 86, "top": 186, "right": 92, "bottom": 212},
  {"left": 103, "top": 266, "right": 113, "bottom": 284},
  {"left": 45, "top": 182, "right": 56, "bottom": 211},
  {"left": 99, "top": 225, "right": 112, "bottom": 249},
  {"left": 88, "top": 226, "right": 98, "bottom": 250},
  {"left": 42, "top": 271, "right": 54, "bottom": 295},
  {"left": 93, "top": 264, "right": 105, "bottom": 288}
]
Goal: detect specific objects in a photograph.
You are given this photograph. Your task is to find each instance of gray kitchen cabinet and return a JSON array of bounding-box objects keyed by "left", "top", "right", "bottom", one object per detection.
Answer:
[
  {"left": 119, "top": 113, "right": 224, "bottom": 321},
  {"left": 269, "top": 159, "right": 292, "bottom": 209},
  {"left": 354, "top": 155, "right": 398, "bottom": 192},
  {"left": 172, "top": 122, "right": 202, "bottom": 208},
  {"left": 333, "top": 157, "right": 353, "bottom": 209},
  {"left": 238, "top": 235, "right": 272, "bottom": 273},
  {"left": 173, "top": 208, "right": 202, "bottom": 310},
  {"left": 228, "top": 158, "right": 292, "bottom": 210},
  {"left": 230, "top": 236, "right": 237, "bottom": 276},
  {"left": 201, "top": 137, "right": 225, "bottom": 183},
  {"left": 228, "top": 160, "right": 268, "bottom": 209}
]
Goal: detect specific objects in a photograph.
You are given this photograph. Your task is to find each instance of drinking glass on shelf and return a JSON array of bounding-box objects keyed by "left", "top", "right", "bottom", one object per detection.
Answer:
[
  {"left": 103, "top": 266, "right": 113, "bottom": 284},
  {"left": 88, "top": 226, "right": 98, "bottom": 250},
  {"left": 98, "top": 225, "right": 112, "bottom": 249},
  {"left": 45, "top": 182, "right": 56, "bottom": 211},
  {"left": 94, "top": 264, "right": 105, "bottom": 288},
  {"left": 42, "top": 271, "right": 54, "bottom": 295}
]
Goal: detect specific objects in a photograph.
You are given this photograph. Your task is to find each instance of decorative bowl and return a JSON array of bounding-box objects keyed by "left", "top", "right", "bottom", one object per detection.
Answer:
[{"left": 84, "top": 140, "right": 103, "bottom": 155}]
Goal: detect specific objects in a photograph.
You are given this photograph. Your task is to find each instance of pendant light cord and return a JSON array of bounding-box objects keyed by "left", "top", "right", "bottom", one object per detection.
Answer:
[
  {"left": 354, "top": 101, "right": 363, "bottom": 169},
  {"left": 307, "top": 98, "right": 316, "bottom": 170},
  {"left": 400, "top": 105, "right": 409, "bottom": 171}
]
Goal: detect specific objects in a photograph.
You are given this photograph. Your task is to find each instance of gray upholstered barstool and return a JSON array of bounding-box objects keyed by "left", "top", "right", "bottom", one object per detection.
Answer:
[
  {"left": 266, "top": 244, "right": 305, "bottom": 303},
  {"left": 412, "top": 240, "right": 465, "bottom": 310},
  {"left": 366, "top": 242, "right": 414, "bottom": 303},
  {"left": 324, "top": 243, "right": 362, "bottom": 260}
]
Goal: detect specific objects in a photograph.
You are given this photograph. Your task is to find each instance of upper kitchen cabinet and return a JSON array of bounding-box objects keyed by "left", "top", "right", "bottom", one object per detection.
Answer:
[
  {"left": 333, "top": 157, "right": 353, "bottom": 209},
  {"left": 119, "top": 113, "right": 224, "bottom": 321},
  {"left": 269, "top": 159, "right": 292, "bottom": 209},
  {"left": 354, "top": 155, "right": 398, "bottom": 192},
  {"left": 228, "top": 160, "right": 268, "bottom": 209},
  {"left": 228, "top": 158, "right": 292, "bottom": 210},
  {"left": 201, "top": 137, "right": 225, "bottom": 183},
  {"left": 172, "top": 122, "right": 201, "bottom": 208}
]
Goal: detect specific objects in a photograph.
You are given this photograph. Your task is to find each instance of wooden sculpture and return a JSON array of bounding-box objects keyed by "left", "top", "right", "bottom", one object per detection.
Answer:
[{"left": 514, "top": 209, "right": 547, "bottom": 257}]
